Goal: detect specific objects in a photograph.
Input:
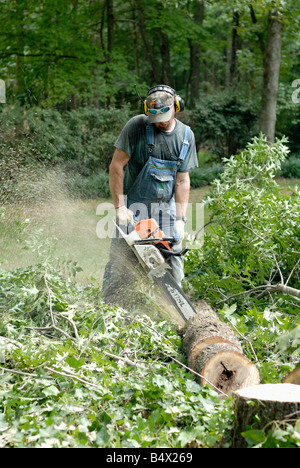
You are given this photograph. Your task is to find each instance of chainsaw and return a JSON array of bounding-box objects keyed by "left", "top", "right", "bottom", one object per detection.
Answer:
[{"left": 114, "top": 217, "right": 197, "bottom": 326}]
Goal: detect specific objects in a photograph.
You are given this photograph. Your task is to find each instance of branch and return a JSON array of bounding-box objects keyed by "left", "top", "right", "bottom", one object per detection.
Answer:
[
  {"left": 285, "top": 259, "right": 300, "bottom": 286},
  {"left": 215, "top": 285, "right": 272, "bottom": 304},
  {"left": 217, "top": 281, "right": 300, "bottom": 304},
  {"left": 194, "top": 220, "right": 215, "bottom": 241},
  {"left": 272, "top": 253, "right": 284, "bottom": 284},
  {"left": 43, "top": 274, "right": 78, "bottom": 341},
  {"left": 138, "top": 318, "right": 229, "bottom": 397},
  {"left": 44, "top": 366, "right": 98, "bottom": 389},
  {"left": 159, "top": 350, "right": 229, "bottom": 398},
  {"left": 240, "top": 222, "right": 267, "bottom": 243},
  {"left": 275, "top": 283, "right": 300, "bottom": 299}
]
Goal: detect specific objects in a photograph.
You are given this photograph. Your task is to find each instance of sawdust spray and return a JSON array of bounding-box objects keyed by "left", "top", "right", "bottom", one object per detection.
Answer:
[{"left": 0, "top": 161, "right": 109, "bottom": 284}]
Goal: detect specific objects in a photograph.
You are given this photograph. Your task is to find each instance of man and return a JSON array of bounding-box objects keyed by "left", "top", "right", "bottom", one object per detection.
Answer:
[{"left": 101, "top": 84, "right": 198, "bottom": 303}]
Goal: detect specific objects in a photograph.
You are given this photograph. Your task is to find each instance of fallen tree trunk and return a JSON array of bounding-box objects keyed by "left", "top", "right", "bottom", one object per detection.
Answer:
[
  {"left": 102, "top": 243, "right": 260, "bottom": 394},
  {"left": 182, "top": 301, "right": 260, "bottom": 396},
  {"left": 230, "top": 383, "right": 300, "bottom": 448}
]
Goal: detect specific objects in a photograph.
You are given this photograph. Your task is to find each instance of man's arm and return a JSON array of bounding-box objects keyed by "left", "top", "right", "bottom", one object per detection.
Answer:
[
  {"left": 109, "top": 148, "right": 130, "bottom": 208},
  {"left": 174, "top": 171, "right": 190, "bottom": 218}
]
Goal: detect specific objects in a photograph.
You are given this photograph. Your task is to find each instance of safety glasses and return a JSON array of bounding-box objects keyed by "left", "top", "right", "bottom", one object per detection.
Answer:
[{"left": 148, "top": 104, "right": 173, "bottom": 115}]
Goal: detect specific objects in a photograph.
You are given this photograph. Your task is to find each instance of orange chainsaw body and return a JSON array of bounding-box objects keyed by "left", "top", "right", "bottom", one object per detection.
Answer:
[{"left": 135, "top": 218, "right": 171, "bottom": 251}]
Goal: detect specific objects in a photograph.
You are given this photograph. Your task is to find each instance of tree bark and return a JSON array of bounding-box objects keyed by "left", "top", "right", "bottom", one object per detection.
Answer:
[
  {"left": 105, "top": 0, "right": 114, "bottom": 106},
  {"left": 160, "top": 31, "right": 171, "bottom": 86},
  {"left": 182, "top": 301, "right": 260, "bottom": 395},
  {"left": 259, "top": 10, "right": 282, "bottom": 144},
  {"left": 228, "top": 10, "right": 241, "bottom": 87},
  {"left": 136, "top": 0, "right": 160, "bottom": 83},
  {"left": 230, "top": 383, "right": 300, "bottom": 447},
  {"left": 189, "top": 0, "right": 205, "bottom": 109}
]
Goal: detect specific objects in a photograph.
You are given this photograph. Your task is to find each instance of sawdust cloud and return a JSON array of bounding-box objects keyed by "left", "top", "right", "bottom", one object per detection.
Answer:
[{"left": 0, "top": 162, "right": 109, "bottom": 284}]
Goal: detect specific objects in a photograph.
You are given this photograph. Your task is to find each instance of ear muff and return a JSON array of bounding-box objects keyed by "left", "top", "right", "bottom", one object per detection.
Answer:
[
  {"left": 144, "top": 99, "right": 149, "bottom": 116},
  {"left": 174, "top": 95, "right": 185, "bottom": 113},
  {"left": 144, "top": 84, "right": 184, "bottom": 114}
]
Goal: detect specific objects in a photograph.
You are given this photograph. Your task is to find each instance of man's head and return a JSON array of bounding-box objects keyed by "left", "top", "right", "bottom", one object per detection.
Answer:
[{"left": 146, "top": 85, "right": 175, "bottom": 124}]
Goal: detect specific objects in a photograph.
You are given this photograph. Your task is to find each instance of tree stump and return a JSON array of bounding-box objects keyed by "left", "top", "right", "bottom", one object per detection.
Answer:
[
  {"left": 230, "top": 383, "right": 300, "bottom": 448},
  {"left": 182, "top": 301, "right": 260, "bottom": 395}
]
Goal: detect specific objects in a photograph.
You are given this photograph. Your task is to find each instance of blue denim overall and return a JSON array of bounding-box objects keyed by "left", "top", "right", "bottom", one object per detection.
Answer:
[
  {"left": 125, "top": 119, "right": 191, "bottom": 285},
  {"left": 126, "top": 119, "right": 191, "bottom": 239}
]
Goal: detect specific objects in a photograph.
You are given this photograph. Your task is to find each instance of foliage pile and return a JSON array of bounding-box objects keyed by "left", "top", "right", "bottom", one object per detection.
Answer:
[
  {"left": 0, "top": 261, "right": 234, "bottom": 448},
  {"left": 185, "top": 134, "right": 300, "bottom": 383},
  {"left": 0, "top": 259, "right": 300, "bottom": 448}
]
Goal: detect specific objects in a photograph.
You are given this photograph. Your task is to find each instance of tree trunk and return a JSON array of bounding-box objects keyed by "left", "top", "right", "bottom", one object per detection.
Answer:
[
  {"left": 230, "top": 383, "right": 300, "bottom": 447},
  {"left": 160, "top": 31, "right": 171, "bottom": 85},
  {"left": 136, "top": 0, "right": 160, "bottom": 83},
  {"left": 259, "top": 10, "right": 282, "bottom": 144},
  {"left": 228, "top": 10, "right": 241, "bottom": 87},
  {"left": 105, "top": 0, "right": 114, "bottom": 106},
  {"left": 189, "top": 0, "right": 205, "bottom": 109},
  {"left": 182, "top": 301, "right": 260, "bottom": 396}
]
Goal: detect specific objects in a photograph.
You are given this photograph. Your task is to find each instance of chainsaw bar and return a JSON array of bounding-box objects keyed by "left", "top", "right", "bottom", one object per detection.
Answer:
[
  {"left": 114, "top": 219, "right": 197, "bottom": 324},
  {"left": 153, "top": 270, "right": 196, "bottom": 323}
]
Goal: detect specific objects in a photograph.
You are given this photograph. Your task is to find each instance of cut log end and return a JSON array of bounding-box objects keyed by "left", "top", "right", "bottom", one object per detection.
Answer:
[
  {"left": 196, "top": 347, "right": 260, "bottom": 395},
  {"left": 235, "top": 382, "right": 300, "bottom": 403},
  {"left": 183, "top": 307, "right": 260, "bottom": 395}
]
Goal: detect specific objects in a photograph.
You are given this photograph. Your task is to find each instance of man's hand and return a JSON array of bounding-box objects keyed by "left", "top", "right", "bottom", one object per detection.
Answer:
[
  {"left": 174, "top": 220, "right": 185, "bottom": 244},
  {"left": 116, "top": 205, "right": 134, "bottom": 226}
]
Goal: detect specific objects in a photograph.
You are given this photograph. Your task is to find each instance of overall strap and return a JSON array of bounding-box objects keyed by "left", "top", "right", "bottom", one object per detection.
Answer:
[
  {"left": 146, "top": 119, "right": 155, "bottom": 153},
  {"left": 178, "top": 125, "right": 191, "bottom": 162}
]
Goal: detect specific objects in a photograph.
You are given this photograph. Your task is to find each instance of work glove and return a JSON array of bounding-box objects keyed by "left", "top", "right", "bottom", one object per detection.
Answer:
[
  {"left": 174, "top": 220, "right": 185, "bottom": 245},
  {"left": 116, "top": 205, "right": 134, "bottom": 226}
]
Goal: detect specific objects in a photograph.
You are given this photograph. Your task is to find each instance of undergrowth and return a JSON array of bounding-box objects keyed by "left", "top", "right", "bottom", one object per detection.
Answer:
[
  {"left": 0, "top": 259, "right": 299, "bottom": 448},
  {"left": 0, "top": 261, "right": 234, "bottom": 448}
]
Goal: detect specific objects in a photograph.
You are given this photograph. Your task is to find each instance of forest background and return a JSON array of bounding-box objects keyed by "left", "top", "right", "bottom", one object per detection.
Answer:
[
  {"left": 1, "top": 0, "right": 300, "bottom": 193},
  {"left": 0, "top": 0, "right": 300, "bottom": 449}
]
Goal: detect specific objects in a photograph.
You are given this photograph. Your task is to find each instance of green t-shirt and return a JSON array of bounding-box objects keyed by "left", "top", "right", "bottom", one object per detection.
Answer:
[{"left": 114, "top": 115, "right": 198, "bottom": 193}]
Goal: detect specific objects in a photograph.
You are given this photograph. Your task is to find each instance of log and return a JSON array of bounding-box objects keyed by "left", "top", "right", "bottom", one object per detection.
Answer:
[
  {"left": 183, "top": 301, "right": 260, "bottom": 395},
  {"left": 230, "top": 383, "right": 300, "bottom": 448},
  {"left": 282, "top": 368, "right": 300, "bottom": 385}
]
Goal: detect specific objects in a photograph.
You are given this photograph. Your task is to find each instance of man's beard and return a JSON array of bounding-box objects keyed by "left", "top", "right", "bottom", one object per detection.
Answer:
[{"left": 155, "top": 119, "right": 175, "bottom": 132}]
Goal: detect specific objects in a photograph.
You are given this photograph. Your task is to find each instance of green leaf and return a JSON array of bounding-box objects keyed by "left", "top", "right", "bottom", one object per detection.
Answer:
[
  {"left": 241, "top": 429, "right": 266, "bottom": 446},
  {"left": 66, "top": 356, "right": 85, "bottom": 370},
  {"left": 42, "top": 385, "right": 60, "bottom": 397},
  {"left": 96, "top": 427, "right": 110, "bottom": 447}
]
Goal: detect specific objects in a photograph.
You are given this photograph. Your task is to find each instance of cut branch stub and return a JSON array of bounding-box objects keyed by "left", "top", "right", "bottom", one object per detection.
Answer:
[{"left": 183, "top": 301, "right": 260, "bottom": 395}]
